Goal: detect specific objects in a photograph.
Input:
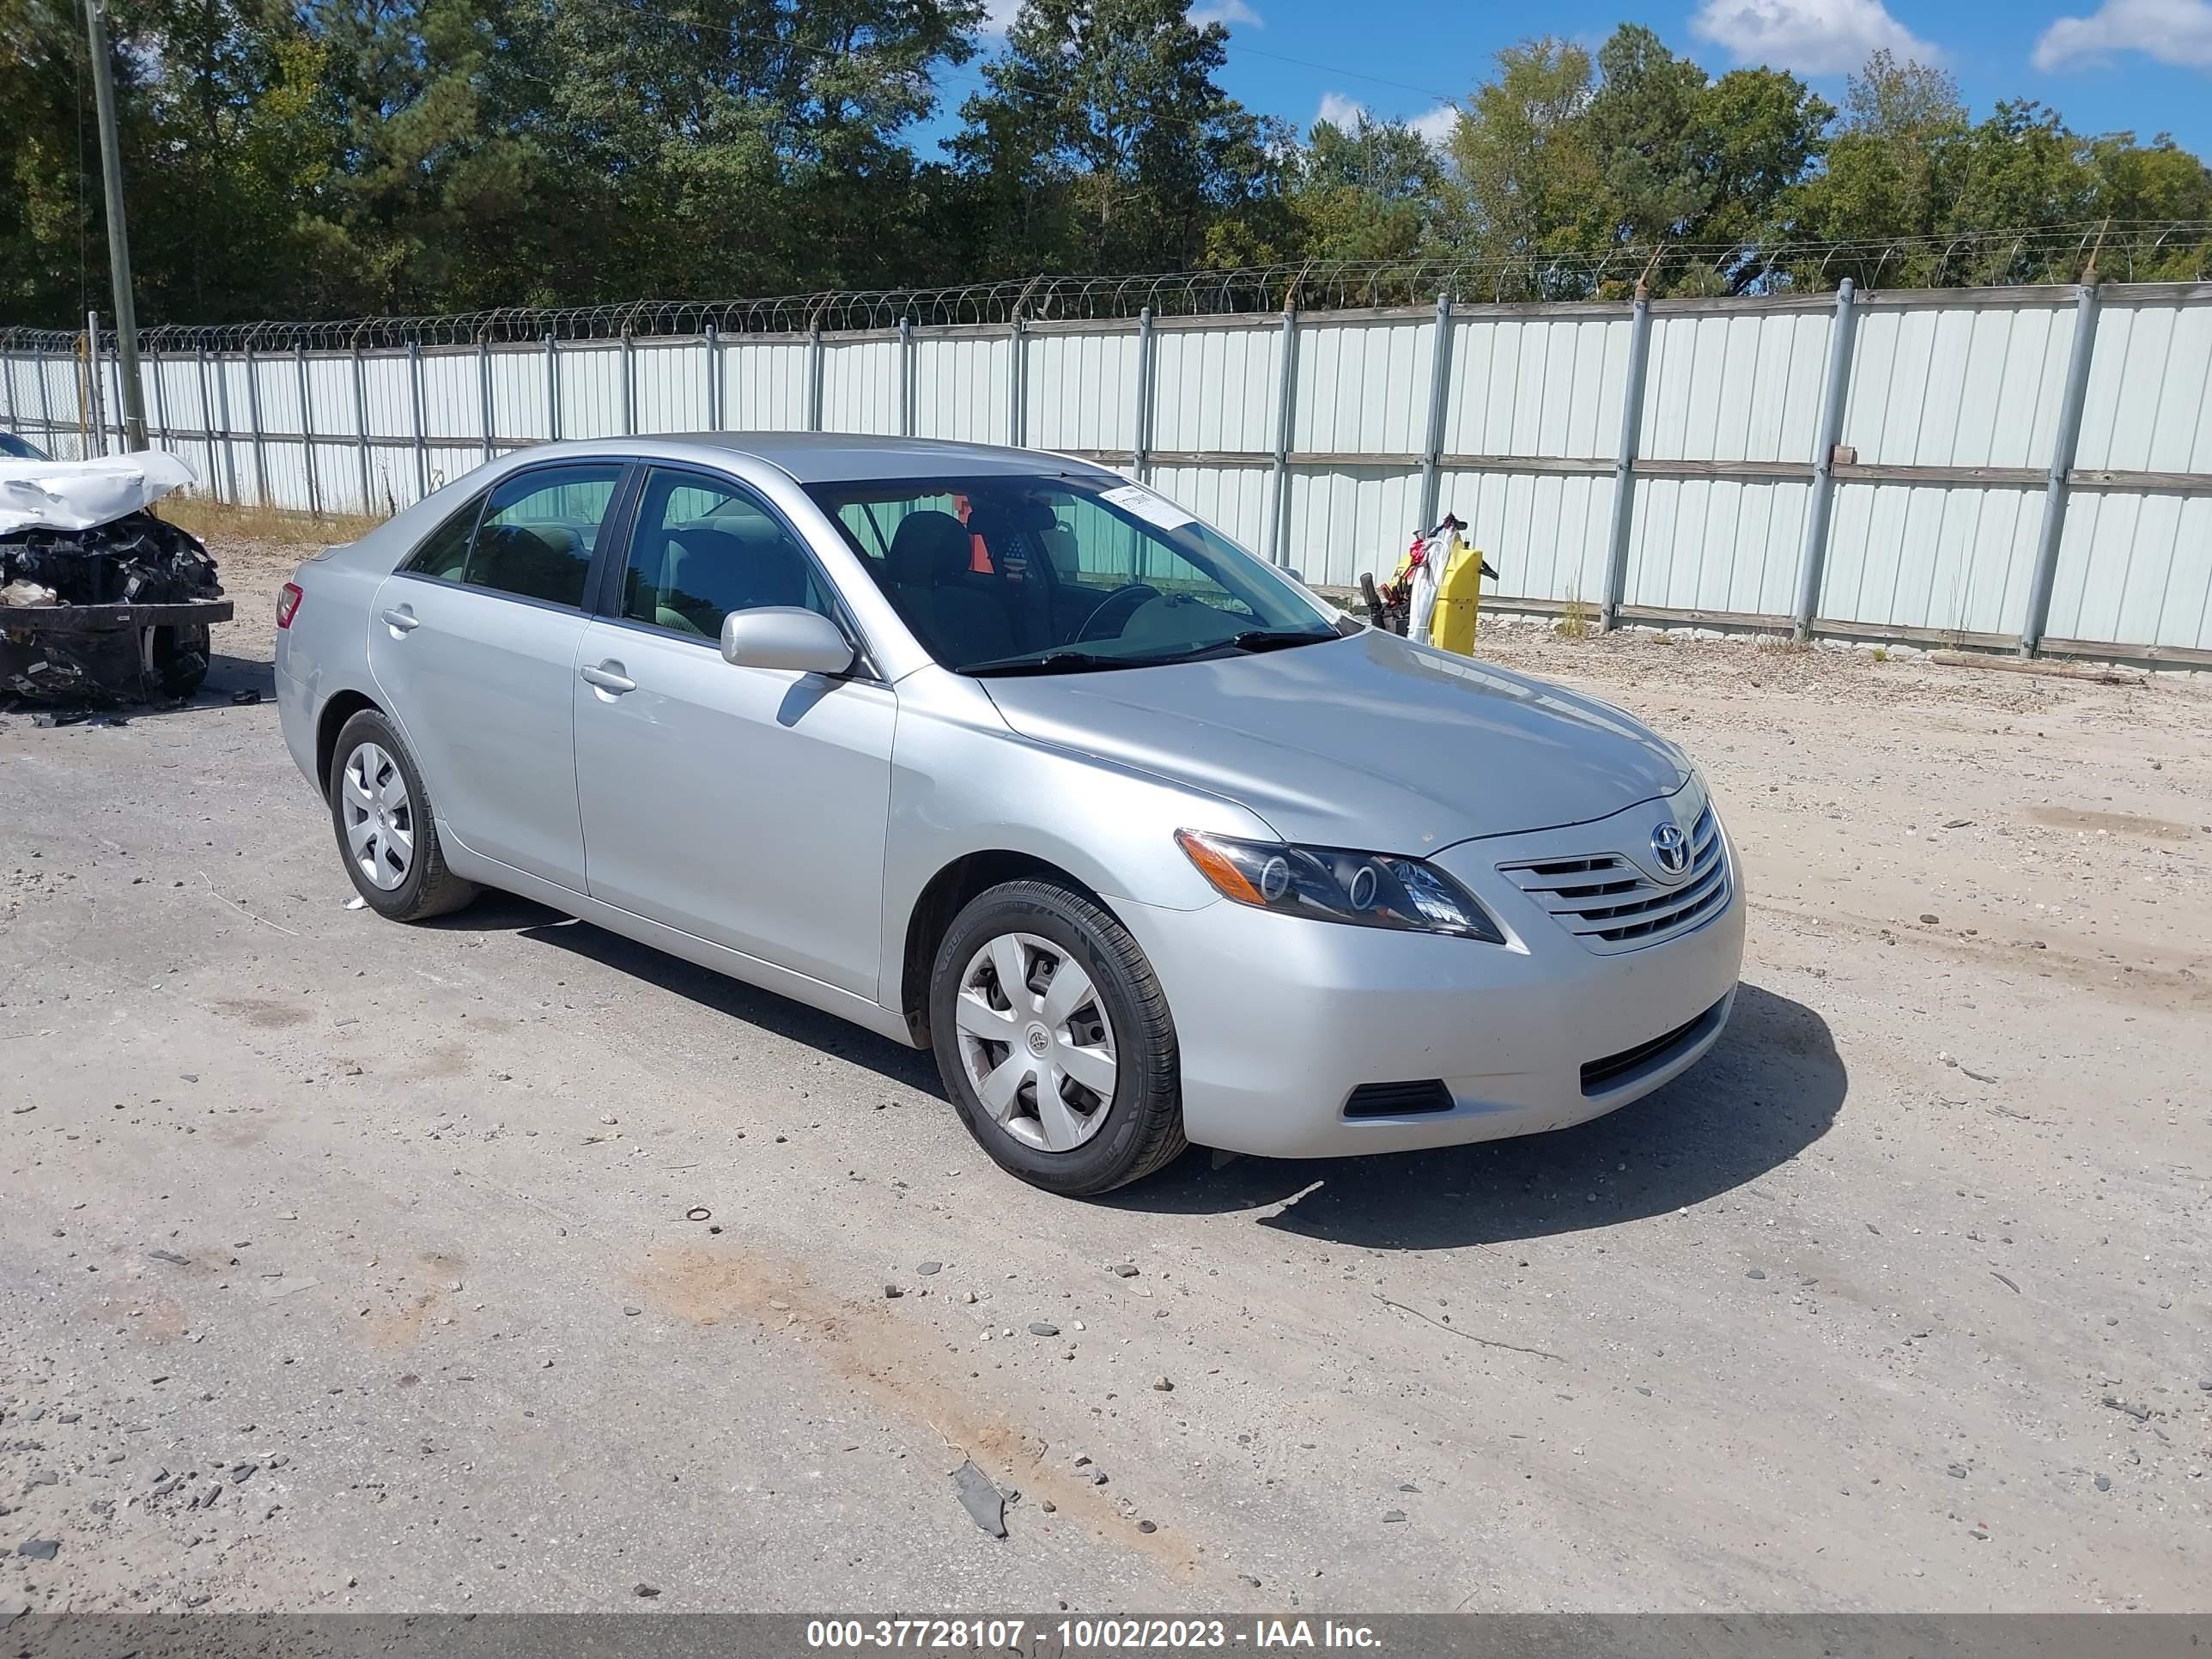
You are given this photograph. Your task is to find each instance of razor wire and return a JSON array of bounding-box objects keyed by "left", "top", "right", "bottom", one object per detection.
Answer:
[{"left": 4, "top": 221, "right": 2208, "bottom": 355}]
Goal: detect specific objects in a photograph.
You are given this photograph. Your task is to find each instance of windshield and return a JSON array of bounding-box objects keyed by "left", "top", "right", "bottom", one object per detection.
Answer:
[
  {"left": 806, "top": 474, "right": 1342, "bottom": 675},
  {"left": 0, "top": 433, "right": 49, "bottom": 461}
]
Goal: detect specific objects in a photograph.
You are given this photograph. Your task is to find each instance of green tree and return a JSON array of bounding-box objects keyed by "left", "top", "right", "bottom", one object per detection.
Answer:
[
  {"left": 1274, "top": 112, "right": 1444, "bottom": 262},
  {"left": 952, "top": 0, "right": 1286, "bottom": 274}
]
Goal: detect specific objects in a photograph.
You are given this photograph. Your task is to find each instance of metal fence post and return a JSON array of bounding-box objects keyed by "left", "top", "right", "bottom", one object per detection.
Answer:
[
  {"left": 296, "top": 341, "right": 322, "bottom": 518},
  {"left": 407, "top": 339, "right": 429, "bottom": 501},
  {"left": 1133, "top": 308, "right": 1156, "bottom": 479},
  {"left": 36, "top": 343, "right": 58, "bottom": 454},
  {"left": 243, "top": 340, "right": 268, "bottom": 506},
  {"left": 1265, "top": 302, "right": 1300, "bottom": 566},
  {"left": 1418, "top": 291, "right": 1455, "bottom": 532},
  {"left": 84, "top": 313, "right": 106, "bottom": 458},
  {"left": 621, "top": 331, "right": 636, "bottom": 435},
  {"left": 2019, "top": 282, "right": 2103, "bottom": 659},
  {"left": 1008, "top": 315, "right": 1027, "bottom": 447},
  {"left": 1600, "top": 283, "right": 1656, "bottom": 631},
  {"left": 897, "top": 318, "right": 915, "bottom": 437},
  {"left": 1792, "top": 278, "right": 1859, "bottom": 641},
  {"left": 477, "top": 335, "right": 495, "bottom": 464},
  {"left": 350, "top": 342, "right": 374, "bottom": 515},
  {"left": 704, "top": 325, "right": 721, "bottom": 430},
  {"left": 807, "top": 326, "right": 824, "bottom": 432},
  {"left": 149, "top": 345, "right": 170, "bottom": 449},
  {"left": 544, "top": 333, "right": 560, "bottom": 442},
  {"left": 2, "top": 346, "right": 17, "bottom": 439},
  {"left": 205, "top": 345, "right": 238, "bottom": 502}
]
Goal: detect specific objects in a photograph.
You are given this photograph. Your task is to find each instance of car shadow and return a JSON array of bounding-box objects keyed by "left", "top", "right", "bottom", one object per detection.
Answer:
[
  {"left": 432, "top": 892, "right": 942, "bottom": 1093},
  {"left": 1105, "top": 981, "right": 1844, "bottom": 1249},
  {"left": 412, "top": 895, "right": 1841, "bottom": 1249}
]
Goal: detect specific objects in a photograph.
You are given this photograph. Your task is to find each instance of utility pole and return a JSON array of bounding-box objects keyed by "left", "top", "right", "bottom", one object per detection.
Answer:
[{"left": 82, "top": 0, "right": 148, "bottom": 450}]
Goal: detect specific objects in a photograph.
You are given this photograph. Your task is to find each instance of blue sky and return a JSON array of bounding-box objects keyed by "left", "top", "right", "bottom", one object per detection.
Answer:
[{"left": 956, "top": 0, "right": 2212, "bottom": 160}]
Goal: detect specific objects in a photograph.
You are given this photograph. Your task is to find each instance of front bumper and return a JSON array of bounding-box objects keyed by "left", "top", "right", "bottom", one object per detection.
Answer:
[{"left": 1116, "top": 802, "right": 1746, "bottom": 1158}]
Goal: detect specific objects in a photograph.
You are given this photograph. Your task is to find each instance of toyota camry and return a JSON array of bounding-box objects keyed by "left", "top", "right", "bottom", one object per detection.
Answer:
[{"left": 274, "top": 434, "right": 1743, "bottom": 1194}]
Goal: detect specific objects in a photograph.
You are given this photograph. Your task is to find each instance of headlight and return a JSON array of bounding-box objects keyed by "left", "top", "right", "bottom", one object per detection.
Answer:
[{"left": 1175, "top": 830, "right": 1506, "bottom": 942}]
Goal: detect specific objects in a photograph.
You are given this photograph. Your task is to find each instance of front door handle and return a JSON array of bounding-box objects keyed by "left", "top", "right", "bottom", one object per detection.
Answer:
[
  {"left": 580, "top": 661, "right": 635, "bottom": 696},
  {"left": 380, "top": 606, "right": 420, "bottom": 635}
]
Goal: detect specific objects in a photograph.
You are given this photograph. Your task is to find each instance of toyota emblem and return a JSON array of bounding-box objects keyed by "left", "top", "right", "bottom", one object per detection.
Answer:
[{"left": 1650, "top": 821, "right": 1690, "bottom": 878}]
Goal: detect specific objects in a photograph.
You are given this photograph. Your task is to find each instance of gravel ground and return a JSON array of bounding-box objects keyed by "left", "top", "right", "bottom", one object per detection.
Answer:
[{"left": 2, "top": 541, "right": 2208, "bottom": 1615}]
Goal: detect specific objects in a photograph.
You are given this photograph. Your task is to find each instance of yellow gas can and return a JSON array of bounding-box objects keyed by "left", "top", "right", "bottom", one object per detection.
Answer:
[{"left": 1428, "top": 532, "right": 1490, "bottom": 656}]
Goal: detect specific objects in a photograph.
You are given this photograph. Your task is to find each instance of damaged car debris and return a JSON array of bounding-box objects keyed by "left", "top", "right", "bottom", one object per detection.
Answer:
[{"left": 1, "top": 451, "right": 234, "bottom": 705}]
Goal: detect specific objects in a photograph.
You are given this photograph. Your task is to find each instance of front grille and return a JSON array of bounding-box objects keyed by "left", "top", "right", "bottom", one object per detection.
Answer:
[
  {"left": 1580, "top": 997, "right": 1729, "bottom": 1095},
  {"left": 1499, "top": 804, "right": 1729, "bottom": 954},
  {"left": 1342, "top": 1079, "right": 1455, "bottom": 1120}
]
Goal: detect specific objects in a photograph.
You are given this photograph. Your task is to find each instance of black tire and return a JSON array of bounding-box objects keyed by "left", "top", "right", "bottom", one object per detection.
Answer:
[
  {"left": 928, "top": 878, "right": 1188, "bottom": 1196},
  {"left": 326, "top": 708, "right": 478, "bottom": 921}
]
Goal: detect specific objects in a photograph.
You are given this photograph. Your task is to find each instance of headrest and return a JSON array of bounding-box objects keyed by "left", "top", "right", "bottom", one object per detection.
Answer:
[{"left": 885, "top": 509, "right": 973, "bottom": 584}]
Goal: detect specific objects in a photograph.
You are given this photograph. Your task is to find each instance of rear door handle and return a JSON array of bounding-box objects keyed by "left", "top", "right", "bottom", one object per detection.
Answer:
[
  {"left": 579, "top": 661, "right": 635, "bottom": 696},
  {"left": 380, "top": 606, "right": 420, "bottom": 634}
]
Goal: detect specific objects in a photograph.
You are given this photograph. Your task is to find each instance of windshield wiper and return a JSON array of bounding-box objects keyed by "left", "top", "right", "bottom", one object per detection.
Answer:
[
  {"left": 963, "top": 649, "right": 1128, "bottom": 678},
  {"left": 1227, "top": 628, "right": 1335, "bottom": 653}
]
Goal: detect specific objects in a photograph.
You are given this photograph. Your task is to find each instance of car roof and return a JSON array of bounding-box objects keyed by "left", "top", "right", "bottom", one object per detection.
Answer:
[{"left": 636, "top": 433, "right": 1120, "bottom": 485}]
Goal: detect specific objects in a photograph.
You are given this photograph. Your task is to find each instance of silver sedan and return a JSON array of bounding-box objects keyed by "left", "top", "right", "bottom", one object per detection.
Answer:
[{"left": 275, "top": 434, "right": 1743, "bottom": 1195}]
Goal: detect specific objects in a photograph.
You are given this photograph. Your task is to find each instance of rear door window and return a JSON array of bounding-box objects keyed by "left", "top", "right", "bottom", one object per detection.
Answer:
[
  {"left": 461, "top": 465, "right": 623, "bottom": 609},
  {"left": 398, "top": 492, "right": 486, "bottom": 581}
]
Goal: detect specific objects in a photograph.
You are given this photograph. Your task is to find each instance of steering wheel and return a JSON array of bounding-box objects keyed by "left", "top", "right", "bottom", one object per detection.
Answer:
[{"left": 1075, "top": 583, "right": 1162, "bottom": 644}]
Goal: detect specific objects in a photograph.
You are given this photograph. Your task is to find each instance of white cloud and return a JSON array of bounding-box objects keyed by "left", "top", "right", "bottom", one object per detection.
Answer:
[
  {"left": 2033, "top": 0, "right": 2212, "bottom": 69},
  {"left": 979, "top": 0, "right": 1022, "bottom": 35},
  {"left": 1407, "top": 104, "right": 1460, "bottom": 147},
  {"left": 1689, "top": 0, "right": 1941, "bottom": 74},
  {"left": 1315, "top": 92, "right": 1458, "bottom": 149},
  {"left": 1316, "top": 91, "right": 1369, "bottom": 129},
  {"left": 1189, "top": 0, "right": 1262, "bottom": 27}
]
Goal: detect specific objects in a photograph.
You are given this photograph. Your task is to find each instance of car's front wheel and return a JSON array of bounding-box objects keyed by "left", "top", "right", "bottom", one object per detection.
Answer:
[
  {"left": 929, "top": 878, "right": 1188, "bottom": 1195},
  {"left": 327, "top": 708, "right": 478, "bottom": 921}
]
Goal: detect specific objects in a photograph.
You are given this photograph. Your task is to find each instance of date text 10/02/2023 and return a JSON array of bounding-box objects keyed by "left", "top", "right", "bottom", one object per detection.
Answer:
[{"left": 803, "top": 1620, "right": 1383, "bottom": 1650}]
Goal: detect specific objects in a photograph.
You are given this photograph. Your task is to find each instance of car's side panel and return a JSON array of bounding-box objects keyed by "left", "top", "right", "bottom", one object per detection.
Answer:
[
  {"left": 366, "top": 574, "right": 593, "bottom": 890},
  {"left": 572, "top": 618, "right": 896, "bottom": 999},
  {"left": 872, "top": 668, "right": 1270, "bottom": 1023},
  {"left": 432, "top": 836, "right": 915, "bottom": 1048}
]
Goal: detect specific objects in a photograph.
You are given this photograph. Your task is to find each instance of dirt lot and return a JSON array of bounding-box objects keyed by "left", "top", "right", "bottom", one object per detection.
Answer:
[{"left": 3, "top": 537, "right": 2208, "bottom": 1616}]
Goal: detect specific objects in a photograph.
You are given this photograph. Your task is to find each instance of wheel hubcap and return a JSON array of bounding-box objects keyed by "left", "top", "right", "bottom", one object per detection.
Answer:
[
  {"left": 340, "top": 741, "right": 414, "bottom": 891},
  {"left": 954, "top": 932, "right": 1117, "bottom": 1153}
]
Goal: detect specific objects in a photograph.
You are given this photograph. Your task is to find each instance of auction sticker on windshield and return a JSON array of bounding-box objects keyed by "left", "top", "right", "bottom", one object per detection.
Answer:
[{"left": 1099, "top": 483, "right": 1194, "bottom": 532}]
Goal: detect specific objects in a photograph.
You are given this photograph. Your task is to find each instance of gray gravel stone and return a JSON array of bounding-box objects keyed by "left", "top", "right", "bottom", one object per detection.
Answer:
[
  {"left": 951, "top": 1461, "right": 1006, "bottom": 1539},
  {"left": 16, "top": 1540, "right": 58, "bottom": 1561},
  {"left": 915, "top": 1261, "right": 941, "bottom": 1276},
  {"left": 1381, "top": 1510, "right": 1407, "bottom": 1523},
  {"left": 1029, "top": 1322, "right": 1059, "bottom": 1336},
  {"left": 2094, "top": 1474, "right": 2112, "bottom": 1492},
  {"left": 1746, "top": 1268, "right": 1766, "bottom": 1280}
]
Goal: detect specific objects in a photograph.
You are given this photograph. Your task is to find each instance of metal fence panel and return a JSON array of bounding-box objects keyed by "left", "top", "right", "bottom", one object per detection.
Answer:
[
  {"left": 1027, "top": 328, "right": 1140, "bottom": 456},
  {"left": 8, "top": 280, "right": 2212, "bottom": 664},
  {"left": 823, "top": 338, "right": 900, "bottom": 435},
  {"left": 1292, "top": 316, "right": 1431, "bottom": 456},
  {"left": 1844, "top": 302, "right": 2074, "bottom": 468},
  {"left": 1443, "top": 470, "right": 1616, "bottom": 607},
  {"left": 1152, "top": 322, "right": 1281, "bottom": 454},
  {"left": 2077, "top": 298, "right": 2212, "bottom": 472},
  {"left": 1820, "top": 483, "right": 2043, "bottom": 636},
  {"left": 1282, "top": 465, "right": 1425, "bottom": 586},
  {"left": 2047, "top": 490, "right": 2212, "bottom": 649},
  {"left": 1640, "top": 309, "right": 1830, "bottom": 463},
  {"left": 1626, "top": 478, "right": 1813, "bottom": 617},
  {"left": 1443, "top": 312, "right": 1628, "bottom": 460}
]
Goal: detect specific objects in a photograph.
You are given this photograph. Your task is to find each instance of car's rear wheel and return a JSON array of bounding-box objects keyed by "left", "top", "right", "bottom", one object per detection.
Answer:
[
  {"left": 929, "top": 878, "right": 1187, "bottom": 1195},
  {"left": 327, "top": 708, "right": 477, "bottom": 921}
]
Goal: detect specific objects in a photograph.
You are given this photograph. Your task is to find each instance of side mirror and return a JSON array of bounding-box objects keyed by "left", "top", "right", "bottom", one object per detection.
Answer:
[
  {"left": 1284, "top": 567, "right": 1305, "bottom": 584},
  {"left": 720, "top": 607, "right": 854, "bottom": 677}
]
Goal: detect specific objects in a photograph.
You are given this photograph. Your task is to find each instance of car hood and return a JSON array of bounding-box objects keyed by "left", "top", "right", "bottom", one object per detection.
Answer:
[{"left": 979, "top": 629, "right": 1690, "bottom": 852}]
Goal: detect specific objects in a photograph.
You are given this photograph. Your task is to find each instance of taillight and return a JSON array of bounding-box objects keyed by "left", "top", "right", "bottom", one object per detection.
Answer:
[{"left": 276, "top": 582, "right": 303, "bottom": 629}]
